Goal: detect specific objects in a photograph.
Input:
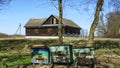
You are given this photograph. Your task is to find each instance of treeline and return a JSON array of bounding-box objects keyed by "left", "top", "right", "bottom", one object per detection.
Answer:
[{"left": 96, "top": 11, "right": 120, "bottom": 38}]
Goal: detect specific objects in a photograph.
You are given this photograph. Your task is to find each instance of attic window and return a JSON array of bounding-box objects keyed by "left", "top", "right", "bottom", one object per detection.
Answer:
[
  {"left": 54, "top": 18, "right": 56, "bottom": 24},
  {"left": 52, "top": 18, "right": 56, "bottom": 24}
]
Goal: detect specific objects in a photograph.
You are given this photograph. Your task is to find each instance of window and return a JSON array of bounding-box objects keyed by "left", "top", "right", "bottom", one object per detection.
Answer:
[
  {"left": 52, "top": 18, "right": 56, "bottom": 24},
  {"left": 53, "top": 18, "right": 56, "bottom": 24}
]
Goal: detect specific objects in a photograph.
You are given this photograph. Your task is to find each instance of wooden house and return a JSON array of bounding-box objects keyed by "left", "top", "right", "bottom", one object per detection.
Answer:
[{"left": 24, "top": 15, "right": 81, "bottom": 38}]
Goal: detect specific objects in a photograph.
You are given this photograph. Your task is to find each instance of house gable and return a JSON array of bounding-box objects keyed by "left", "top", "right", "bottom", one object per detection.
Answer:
[
  {"left": 24, "top": 14, "right": 81, "bottom": 37},
  {"left": 25, "top": 14, "right": 81, "bottom": 29},
  {"left": 43, "top": 15, "right": 59, "bottom": 25}
]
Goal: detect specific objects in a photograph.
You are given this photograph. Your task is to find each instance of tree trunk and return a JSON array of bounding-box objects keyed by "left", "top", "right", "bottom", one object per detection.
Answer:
[
  {"left": 58, "top": 0, "right": 63, "bottom": 45},
  {"left": 88, "top": 0, "right": 104, "bottom": 42},
  {"left": 118, "top": 24, "right": 120, "bottom": 48}
]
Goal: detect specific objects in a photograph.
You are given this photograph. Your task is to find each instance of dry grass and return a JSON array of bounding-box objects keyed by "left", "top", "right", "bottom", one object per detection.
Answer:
[
  {"left": 0, "top": 37, "right": 119, "bottom": 67},
  {"left": 95, "top": 48, "right": 120, "bottom": 66}
]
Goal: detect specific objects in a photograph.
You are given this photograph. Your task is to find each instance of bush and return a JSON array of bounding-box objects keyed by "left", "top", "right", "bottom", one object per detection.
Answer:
[{"left": 93, "top": 40, "right": 119, "bottom": 49}]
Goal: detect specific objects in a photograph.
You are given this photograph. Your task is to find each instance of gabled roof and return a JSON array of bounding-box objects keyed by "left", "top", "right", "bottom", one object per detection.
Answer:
[
  {"left": 52, "top": 15, "right": 80, "bottom": 28},
  {"left": 24, "top": 18, "right": 47, "bottom": 28},
  {"left": 24, "top": 15, "right": 81, "bottom": 28}
]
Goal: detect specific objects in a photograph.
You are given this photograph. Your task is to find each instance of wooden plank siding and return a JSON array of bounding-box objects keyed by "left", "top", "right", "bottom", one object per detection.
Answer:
[
  {"left": 26, "top": 27, "right": 79, "bottom": 36},
  {"left": 64, "top": 26, "right": 80, "bottom": 37},
  {"left": 26, "top": 27, "right": 58, "bottom": 36},
  {"left": 25, "top": 15, "right": 81, "bottom": 37}
]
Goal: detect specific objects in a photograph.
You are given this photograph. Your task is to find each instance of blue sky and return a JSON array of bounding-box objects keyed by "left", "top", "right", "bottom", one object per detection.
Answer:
[{"left": 0, "top": 0, "right": 111, "bottom": 35}]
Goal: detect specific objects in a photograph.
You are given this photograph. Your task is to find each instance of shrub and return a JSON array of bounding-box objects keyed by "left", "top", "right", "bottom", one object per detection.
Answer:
[{"left": 93, "top": 40, "right": 119, "bottom": 49}]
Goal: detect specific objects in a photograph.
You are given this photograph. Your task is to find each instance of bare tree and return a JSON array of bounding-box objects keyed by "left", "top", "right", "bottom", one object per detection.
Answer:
[
  {"left": 0, "top": 0, "right": 11, "bottom": 8},
  {"left": 80, "top": 29, "right": 88, "bottom": 38},
  {"left": 106, "top": 11, "right": 120, "bottom": 38},
  {"left": 118, "top": 22, "right": 120, "bottom": 47},
  {"left": 58, "top": 0, "right": 63, "bottom": 45},
  {"left": 88, "top": 0, "right": 104, "bottom": 41},
  {"left": 50, "top": 0, "right": 63, "bottom": 44},
  {"left": 80, "top": 29, "right": 85, "bottom": 38},
  {"left": 87, "top": 0, "right": 120, "bottom": 47},
  {"left": 96, "top": 12, "right": 107, "bottom": 37},
  {"left": 50, "top": 0, "right": 120, "bottom": 44}
]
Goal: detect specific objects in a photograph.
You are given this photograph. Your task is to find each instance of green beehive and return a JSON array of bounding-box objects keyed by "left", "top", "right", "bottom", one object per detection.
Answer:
[
  {"left": 72, "top": 47, "right": 95, "bottom": 66},
  {"left": 31, "top": 45, "right": 50, "bottom": 64},
  {"left": 49, "top": 44, "right": 73, "bottom": 64}
]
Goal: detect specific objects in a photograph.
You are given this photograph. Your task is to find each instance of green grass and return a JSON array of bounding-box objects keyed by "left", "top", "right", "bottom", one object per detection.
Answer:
[
  {"left": 5, "top": 56, "right": 31, "bottom": 66},
  {"left": 0, "top": 55, "right": 31, "bottom": 68},
  {"left": 0, "top": 38, "right": 119, "bottom": 67},
  {"left": 0, "top": 48, "right": 31, "bottom": 68}
]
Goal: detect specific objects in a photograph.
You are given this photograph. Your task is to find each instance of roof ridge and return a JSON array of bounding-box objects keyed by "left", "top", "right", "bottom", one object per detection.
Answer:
[
  {"left": 25, "top": 14, "right": 80, "bottom": 28},
  {"left": 52, "top": 14, "right": 74, "bottom": 22},
  {"left": 30, "top": 18, "right": 47, "bottom": 19}
]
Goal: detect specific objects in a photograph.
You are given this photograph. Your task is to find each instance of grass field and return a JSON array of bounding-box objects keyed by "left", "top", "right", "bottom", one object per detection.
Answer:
[{"left": 0, "top": 37, "right": 120, "bottom": 67}]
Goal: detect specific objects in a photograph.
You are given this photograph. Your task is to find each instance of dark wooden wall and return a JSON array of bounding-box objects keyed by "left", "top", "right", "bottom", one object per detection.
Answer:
[
  {"left": 39, "top": 27, "right": 58, "bottom": 36},
  {"left": 26, "top": 27, "right": 58, "bottom": 36},
  {"left": 64, "top": 26, "right": 80, "bottom": 36},
  {"left": 25, "top": 15, "right": 80, "bottom": 37},
  {"left": 26, "top": 26, "right": 80, "bottom": 37}
]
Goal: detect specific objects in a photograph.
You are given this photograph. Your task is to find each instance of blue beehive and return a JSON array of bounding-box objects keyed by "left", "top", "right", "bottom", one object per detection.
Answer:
[{"left": 31, "top": 45, "right": 50, "bottom": 64}]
